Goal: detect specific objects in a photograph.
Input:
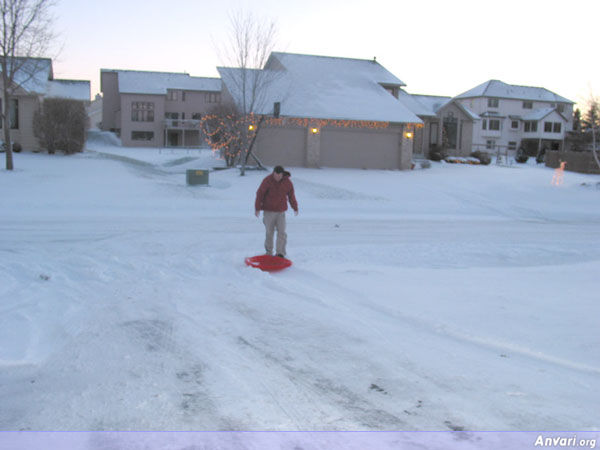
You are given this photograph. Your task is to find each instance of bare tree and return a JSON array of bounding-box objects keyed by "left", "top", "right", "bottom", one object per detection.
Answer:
[
  {"left": 213, "top": 10, "right": 279, "bottom": 175},
  {"left": 582, "top": 92, "right": 600, "bottom": 170},
  {"left": 0, "top": 0, "right": 56, "bottom": 170}
]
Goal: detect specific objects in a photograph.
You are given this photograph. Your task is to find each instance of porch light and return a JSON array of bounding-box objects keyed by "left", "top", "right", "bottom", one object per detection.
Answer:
[
  {"left": 311, "top": 127, "right": 319, "bottom": 134},
  {"left": 248, "top": 125, "right": 255, "bottom": 131},
  {"left": 404, "top": 131, "right": 414, "bottom": 139}
]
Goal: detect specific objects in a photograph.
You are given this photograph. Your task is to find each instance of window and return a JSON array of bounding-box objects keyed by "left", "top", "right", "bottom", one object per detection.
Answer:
[
  {"left": 553, "top": 122, "right": 561, "bottom": 133},
  {"left": 443, "top": 115, "right": 458, "bottom": 149},
  {"left": 508, "top": 141, "right": 517, "bottom": 150},
  {"left": 544, "top": 122, "right": 553, "bottom": 132},
  {"left": 524, "top": 121, "right": 538, "bottom": 132},
  {"left": 511, "top": 120, "right": 519, "bottom": 129},
  {"left": 165, "top": 112, "right": 179, "bottom": 127},
  {"left": 488, "top": 98, "right": 499, "bottom": 108},
  {"left": 556, "top": 104, "right": 565, "bottom": 113},
  {"left": 167, "top": 90, "right": 178, "bottom": 101},
  {"left": 486, "top": 140, "right": 495, "bottom": 149},
  {"left": 131, "top": 131, "right": 154, "bottom": 141},
  {"left": 4, "top": 98, "right": 19, "bottom": 129},
  {"left": 131, "top": 102, "right": 154, "bottom": 122},
  {"left": 192, "top": 113, "right": 202, "bottom": 120},
  {"left": 523, "top": 101, "right": 533, "bottom": 109},
  {"left": 182, "top": 91, "right": 186, "bottom": 102},
  {"left": 430, "top": 122, "right": 438, "bottom": 145},
  {"left": 489, "top": 119, "right": 500, "bottom": 131},
  {"left": 0, "top": 99, "right": 15, "bottom": 129},
  {"left": 205, "top": 92, "right": 221, "bottom": 103},
  {"left": 482, "top": 119, "right": 487, "bottom": 130}
]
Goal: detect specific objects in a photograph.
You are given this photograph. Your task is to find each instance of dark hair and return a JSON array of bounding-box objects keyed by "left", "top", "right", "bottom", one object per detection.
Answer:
[{"left": 273, "top": 165, "right": 291, "bottom": 177}]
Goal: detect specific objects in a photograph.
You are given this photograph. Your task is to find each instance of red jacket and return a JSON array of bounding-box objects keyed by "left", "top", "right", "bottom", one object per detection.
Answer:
[{"left": 255, "top": 174, "right": 298, "bottom": 213}]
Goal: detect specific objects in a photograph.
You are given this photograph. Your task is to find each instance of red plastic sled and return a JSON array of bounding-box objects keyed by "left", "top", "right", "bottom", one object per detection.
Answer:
[{"left": 245, "top": 255, "right": 292, "bottom": 272}]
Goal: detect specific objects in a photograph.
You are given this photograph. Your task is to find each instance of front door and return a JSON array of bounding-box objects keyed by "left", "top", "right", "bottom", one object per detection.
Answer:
[{"left": 167, "top": 131, "right": 179, "bottom": 147}]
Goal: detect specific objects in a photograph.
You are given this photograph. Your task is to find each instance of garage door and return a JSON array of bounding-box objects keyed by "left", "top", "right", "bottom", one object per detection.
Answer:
[
  {"left": 320, "top": 128, "right": 400, "bottom": 169},
  {"left": 255, "top": 126, "right": 306, "bottom": 167}
]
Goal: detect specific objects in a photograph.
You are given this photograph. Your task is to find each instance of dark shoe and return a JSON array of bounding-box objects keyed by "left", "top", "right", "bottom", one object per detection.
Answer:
[{"left": 276, "top": 254, "right": 285, "bottom": 258}]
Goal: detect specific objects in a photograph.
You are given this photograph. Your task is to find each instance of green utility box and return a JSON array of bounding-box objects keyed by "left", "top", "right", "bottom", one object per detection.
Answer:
[{"left": 186, "top": 169, "right": 209, "bottom": 185}]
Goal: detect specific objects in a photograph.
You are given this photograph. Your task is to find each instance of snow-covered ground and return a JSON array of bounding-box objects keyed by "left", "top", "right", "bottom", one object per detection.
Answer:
[{"left": 1, "top": 132, "right": 599, "bottom": 440}]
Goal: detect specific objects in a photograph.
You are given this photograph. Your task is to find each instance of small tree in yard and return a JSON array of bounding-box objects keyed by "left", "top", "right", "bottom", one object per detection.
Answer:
[
  {"left": 1, "top": 0, "right": 56, "bottom": 170},
  {"left": 33, "top": 98, "right": 88, "bottom": 154}
]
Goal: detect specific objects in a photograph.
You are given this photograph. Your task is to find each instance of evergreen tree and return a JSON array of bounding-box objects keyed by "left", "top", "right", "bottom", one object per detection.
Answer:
[
  {"left": 573, "top": 108, "right": 581, "bottom": 131},
  {"left": 582, "top": 97, "right": 600, "bottom": 131}
]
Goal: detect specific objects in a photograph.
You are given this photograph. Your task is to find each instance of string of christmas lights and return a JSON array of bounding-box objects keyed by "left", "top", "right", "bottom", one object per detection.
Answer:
[{"left": 196, "top": 113, "right": 416, "bottom": 163}]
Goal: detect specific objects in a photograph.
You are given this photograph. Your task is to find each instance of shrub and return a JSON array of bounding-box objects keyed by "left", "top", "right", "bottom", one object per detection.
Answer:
[
  {"left": 1, "top": 141, "right": 21, "bottom": 152},
  {"left": 470, "top": 150, "right": 492, "bottom": 165},
  {"left": 515, "top": 148, "right": 528, "bottom": 163},
  {"left": 34, "top": 98, "right": 89, "bottom": 154}
]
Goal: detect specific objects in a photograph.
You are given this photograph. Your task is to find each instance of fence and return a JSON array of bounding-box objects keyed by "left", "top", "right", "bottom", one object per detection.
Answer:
[{"left": 545, "top": 150, "right": 600, "bottom": 174}]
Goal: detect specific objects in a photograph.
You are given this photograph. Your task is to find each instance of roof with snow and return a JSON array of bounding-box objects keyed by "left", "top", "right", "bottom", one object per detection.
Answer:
[
  {"left": 521, "top": 107, "right": 568, "bottom": 122},
  {"left": 1, "top": 57, "right": 90, "bottom": 100},
  {"left": 406, "top": 93, "right": 451, "bottom": 117},
  {"left": 4, "top": 58, "right": 53, "bottom": 94},
  {"left": 102, "top": 69, "right": 221, "bottom": 95},
  {"left": 46, "top": 80, "right": 90, "bottom": 101},
  {"left": 455, "top": 80, "right": 574, "bottom": 104},
  {"left": 218, "top": 52, "right": 422, "bottom": 124}
]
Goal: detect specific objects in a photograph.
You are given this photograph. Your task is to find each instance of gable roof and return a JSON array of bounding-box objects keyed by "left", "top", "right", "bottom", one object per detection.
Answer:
[
  {"left": 101, "top": 69, "right": 221, "bottom": 95},
  {"left": 438, "top": 99, "right": 481, "bottom": 121},
  {"left": 218, "top": 52, "right": 422, "bottom": 124},
  {"left": 406, "top": 93, "right": 451, "bottom": 116},
  {"left": 455, "top": 79, "right": 574, "bottom": 104},
  {"left": 2, "top": 57, "right": 53, "bottom": 94},
  {"left": 1, "top": 57, "right": 90, "bottom": 100},
  {"left": 521, "top": 107, "right": 568, "bottom": 122}
]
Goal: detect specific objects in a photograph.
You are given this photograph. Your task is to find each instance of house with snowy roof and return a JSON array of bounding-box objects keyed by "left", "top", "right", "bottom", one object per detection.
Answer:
[
  {"left": 218, "top": 52, "right": 423, "bottom": 170},
  {"left": 401, "top": 80, "right": 574, "bottom": 158},
  {"left": 0, "top": 57, "right": 90, "bottom": 151},
  {"left": 450, "top": 80, "right": 574, "bottom": 156},
  {"left": 100, "top": 69, "right": 221, "bottom": 147}
]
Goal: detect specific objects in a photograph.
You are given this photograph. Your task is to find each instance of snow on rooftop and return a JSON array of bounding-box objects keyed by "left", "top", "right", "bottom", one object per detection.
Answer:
[
  {"left": 456, "top": 80, "right": 574, "bottom": 104},
  {"left": 219, "top": 52, "right": 422, "bottom": 124},
  {"left": 46, "top": 80, "right": 91, "bottom": 101},
  {"left": 9, "top": 58, "right": 53, "bottom": 94},
  {"left": 521, "top": 107, "right": 561, "bottom": 121},
  {"left": 108, "top": 70, "right": 221, "bottom": 95},
  {"left": 1, "top": 58, "right": 90, "bottom": 100},
  {"left": 406, "top": 93, "right": 451, "bottom": 116}
]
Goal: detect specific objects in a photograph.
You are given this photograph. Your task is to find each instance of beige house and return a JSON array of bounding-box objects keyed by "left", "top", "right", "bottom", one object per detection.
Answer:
[
  {"left": 0, "top": 57, "right": 90, "bottom": 151},
  {"left": 100, "top": 69, "right": 221, "bottom": 147},
  {"left": 218, "top": 52, "right": 423, "bottom": 170}
]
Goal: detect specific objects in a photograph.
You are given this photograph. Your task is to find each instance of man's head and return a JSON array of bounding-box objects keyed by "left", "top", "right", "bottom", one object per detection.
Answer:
[{"left": 273, "top": 165, "right": 286, "bottom": 181}]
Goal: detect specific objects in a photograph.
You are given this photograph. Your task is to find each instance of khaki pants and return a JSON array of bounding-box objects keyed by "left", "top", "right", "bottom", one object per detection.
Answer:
[{"left": 263, "top": 211, "right": 287, "bottom": 256}]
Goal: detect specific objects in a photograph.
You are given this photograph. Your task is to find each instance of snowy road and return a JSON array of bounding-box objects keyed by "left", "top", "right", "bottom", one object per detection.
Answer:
[{"left": 1, "top": 144, "right": 599, "bottom": 432}]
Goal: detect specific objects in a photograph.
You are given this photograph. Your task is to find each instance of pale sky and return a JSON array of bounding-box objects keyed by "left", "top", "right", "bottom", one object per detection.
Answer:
[{"left": 52, "top": 0, "right": 599, "bottom": 108}]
